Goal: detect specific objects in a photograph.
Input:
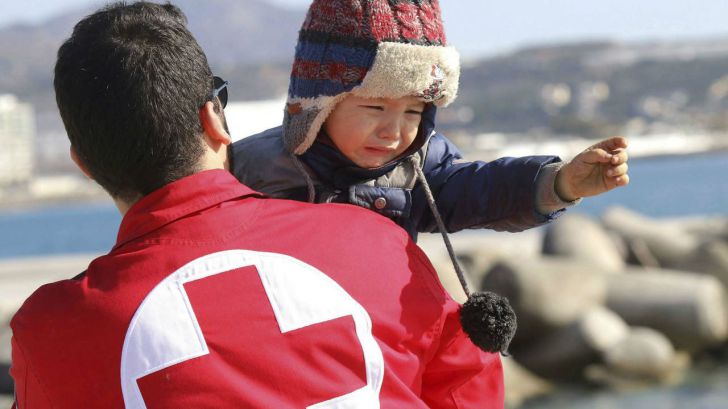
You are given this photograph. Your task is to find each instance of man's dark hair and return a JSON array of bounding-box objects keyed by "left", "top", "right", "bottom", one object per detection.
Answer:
[{"left": 55, "top": 1, "right": 214, "bottom": 202}]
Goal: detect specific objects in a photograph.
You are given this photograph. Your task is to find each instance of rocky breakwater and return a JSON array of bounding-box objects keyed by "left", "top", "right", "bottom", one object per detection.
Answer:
[
  {"left": 420, "top": 207, "right": 728, "bottom": 408},
  {"left": 2, "top": 208, "right": 726, "bottom": 406}
]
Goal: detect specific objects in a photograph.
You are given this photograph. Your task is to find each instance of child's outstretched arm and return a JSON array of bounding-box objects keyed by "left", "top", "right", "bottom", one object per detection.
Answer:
[{"left": 555, "top": 136, "right": 630, "bottom": 201}]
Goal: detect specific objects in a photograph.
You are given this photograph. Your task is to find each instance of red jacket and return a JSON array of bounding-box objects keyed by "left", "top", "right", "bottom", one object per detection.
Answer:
[{"left": 10, "top": 170, "right": 503, "bottom": 408}]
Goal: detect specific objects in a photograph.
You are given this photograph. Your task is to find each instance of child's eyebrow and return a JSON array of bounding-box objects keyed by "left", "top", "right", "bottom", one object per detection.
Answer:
[{"left": 360, "top": 102, "right": 384, "bottom": 107}]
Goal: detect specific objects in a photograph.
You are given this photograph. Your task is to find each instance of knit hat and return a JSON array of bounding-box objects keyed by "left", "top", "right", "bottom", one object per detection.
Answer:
[{"left": 283, "top": 0, "right": 461, "bottom": 155}]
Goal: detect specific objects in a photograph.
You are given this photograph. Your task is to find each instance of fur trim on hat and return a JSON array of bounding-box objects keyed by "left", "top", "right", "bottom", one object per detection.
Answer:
[
  {"left": 353, "top": 42, "right": 459, "bottom": 105},
  {"left": 285, "top": 42, "right": 460, "bottom": 155}
]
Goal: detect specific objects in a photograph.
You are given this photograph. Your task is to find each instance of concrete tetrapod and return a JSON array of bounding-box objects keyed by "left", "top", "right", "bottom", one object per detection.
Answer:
[
  {"left": 482, "top": 256, "right": 609, "bottom": 341},
  {"left": 604, "top": 268, "right": 728, "bottom": 351},
  {"left": 586, "top": 327, "right": 689, "bottom": 388},
  {"left": 601, "top": 206, "right": 700, "bottom": 270},
  {"left": 543, "top": 213, "right": 626, "bottom": 273},
  {"left": 510, "top": 306, "right": 629, "bottom": 380}
]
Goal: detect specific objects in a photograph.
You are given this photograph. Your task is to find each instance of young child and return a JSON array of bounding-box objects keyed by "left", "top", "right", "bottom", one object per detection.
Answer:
[
  {"left": 231, "top": 0, "right": 629, "bottom": 352},
  {"left": 232, "top": 0, "right": 628, "bottom": 240}
]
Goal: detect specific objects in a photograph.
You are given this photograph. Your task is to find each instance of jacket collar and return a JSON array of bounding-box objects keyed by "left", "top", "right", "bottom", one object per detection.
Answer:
[
  {"left": 300, "top": 104, "right": 437, "bottom": 187},
  {"left": 114, "top": 170, "right": 262, "bottom": 250}
]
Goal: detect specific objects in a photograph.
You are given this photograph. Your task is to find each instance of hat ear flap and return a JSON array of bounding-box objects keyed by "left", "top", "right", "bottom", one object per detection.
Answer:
[{"left": 283, "top": 0, "right": 457, "bottom": 155}]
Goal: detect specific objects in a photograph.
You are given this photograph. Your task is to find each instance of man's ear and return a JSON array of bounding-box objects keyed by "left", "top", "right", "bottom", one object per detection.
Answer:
[
  {"left": 70, "top": 147, "right": 93, "bottom": 179},
  {"left": 200, "top": 101, "right": 231, "bottom": 146}
]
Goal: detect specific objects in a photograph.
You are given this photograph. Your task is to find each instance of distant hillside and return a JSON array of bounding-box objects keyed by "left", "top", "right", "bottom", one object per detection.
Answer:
[
  {"left": 449, "top": 39, "right": 728, "bottom": 136},
  {"left": 3, "top": 1, "right": 728, "bottom": 144},
  {"left": 0, "top": 0, "right": 304, "bottom": 113}
]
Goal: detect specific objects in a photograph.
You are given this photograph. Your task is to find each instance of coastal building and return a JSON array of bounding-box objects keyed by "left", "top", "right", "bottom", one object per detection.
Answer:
[
  {"left": 224, "top": 97, "right": 285, "bottom": 142},
  {"left": 0, "top": 94, "right": 35, "bottom": 186}
]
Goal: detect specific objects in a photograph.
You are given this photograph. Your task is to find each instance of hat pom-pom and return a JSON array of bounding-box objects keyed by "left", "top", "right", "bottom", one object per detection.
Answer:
[{"left": 460, "top": 291, "right": 517, "bottom": 354}]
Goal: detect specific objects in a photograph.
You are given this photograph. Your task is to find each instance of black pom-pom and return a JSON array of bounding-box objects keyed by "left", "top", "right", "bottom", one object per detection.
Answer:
[{"left": 460, "top": 291, "right": 517, "bottom": 354}]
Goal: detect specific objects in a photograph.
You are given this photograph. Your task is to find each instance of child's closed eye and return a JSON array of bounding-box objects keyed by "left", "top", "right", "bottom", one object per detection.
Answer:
[{"left": 361, "top": 105, "right": 385, "bottom": 111}]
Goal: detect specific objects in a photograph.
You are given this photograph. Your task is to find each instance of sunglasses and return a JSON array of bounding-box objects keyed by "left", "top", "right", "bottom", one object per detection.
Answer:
[{"left": 212, "top": 76, "right": 229, "bottom": 108}]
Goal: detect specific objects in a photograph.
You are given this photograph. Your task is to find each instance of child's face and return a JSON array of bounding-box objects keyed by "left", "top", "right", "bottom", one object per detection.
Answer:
[{"left": 324, "top": 95, "right": 425, "bottom": 168}]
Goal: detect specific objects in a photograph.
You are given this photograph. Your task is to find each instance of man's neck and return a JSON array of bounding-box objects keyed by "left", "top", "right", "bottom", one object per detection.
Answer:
[
  {"left": 114, "top": 197, "right": 133, "bottom": 216},
  {"left": 112, "top": 143, "right": 230, "bottom": 217}
]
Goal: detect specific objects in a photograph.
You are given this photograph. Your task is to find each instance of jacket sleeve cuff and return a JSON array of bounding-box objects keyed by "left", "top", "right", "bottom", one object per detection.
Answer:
[{"left": 535, "top": 161, "right": 582, "bottom": 215}]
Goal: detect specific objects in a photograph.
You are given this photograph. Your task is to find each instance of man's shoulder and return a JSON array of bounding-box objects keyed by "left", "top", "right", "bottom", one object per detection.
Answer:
[{"left": 10, "top": 273, "right": 85, "bottom": 334}]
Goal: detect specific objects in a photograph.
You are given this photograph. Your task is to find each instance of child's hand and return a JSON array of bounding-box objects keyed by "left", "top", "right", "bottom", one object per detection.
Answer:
[{"left": 555, "top": 136, "right": 630, "bottom": 201}]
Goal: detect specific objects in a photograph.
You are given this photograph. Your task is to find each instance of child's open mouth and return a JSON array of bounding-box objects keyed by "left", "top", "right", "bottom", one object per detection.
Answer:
[{"left": 365, "top": 146, "right": 396, "bottom": 154}]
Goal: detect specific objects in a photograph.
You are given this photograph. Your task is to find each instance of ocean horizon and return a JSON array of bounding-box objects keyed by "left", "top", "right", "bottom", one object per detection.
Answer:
[{"left": 0, "top": 151, "right": 726, "bottom": 260}]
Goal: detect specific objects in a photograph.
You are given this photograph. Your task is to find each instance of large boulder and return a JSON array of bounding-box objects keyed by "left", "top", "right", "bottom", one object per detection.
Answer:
[
  {"left": 586, "top": 327, "right": 689, "bottom": 389},
  {"left": 418, "top": 231, "right": 543, "bottom": 304},
  {"left": 511, "top": 306, "right": 629, "bottom": 380},
  {"left": 543, "top": 213, "right": 625, "bottom": 273},
  {"left": 482, "top": 256, "right": 609, "bottom": 341},
  {"left": 666, "top": 216, "right": 728, "bottom": 242},
  {"left": 603, "top": 327, "right": 680, "bottom": 379},
  {"left": 678, "top": 240, "right": 728, "bottom": 288},
  {"left": 605, "top": 268, "right": 728, "bottom": 351},
  {"left": 602, "top": 207, "right": 700, "bottom": 270}
]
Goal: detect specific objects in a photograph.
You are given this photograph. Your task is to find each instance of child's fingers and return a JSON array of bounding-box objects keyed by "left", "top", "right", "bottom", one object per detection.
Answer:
[
  {"left": 610, "top": 149, "right": 629, "bottom": 165},
  {"left": 592, "top": 136, "right": 628, "bottom": 152},
  {"left": 581, "top": 148, "right": 613, "bottom": 164},
  {"left": 606, "top": 163, "right": 629, "bottom": 177},
  {"left": 614, "top": 174, "right": 630, "bottom": 187}
]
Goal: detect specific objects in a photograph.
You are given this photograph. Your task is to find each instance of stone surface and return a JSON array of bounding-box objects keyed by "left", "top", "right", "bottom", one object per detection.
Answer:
[
  {"left": 602, "top": 206, "right": 701, "bottom": 269},
  {"left": 511, "top": 306, "right": 629, "bottom": 380},
  {"left": 418, "top": 230, "right": 543, "bottom": 303},
  {"left": 603, "top": 327, "right": 677, "bottom": 379},
  {"left": 543, "top": 213, "right": 625, "bottom": 273},
  {"left": 679, "top": 240, "right": 728, "bottom": 287},
  {"left": 482, "top": 256, "right": 609, "bottom": 340},
  {"left": 605, "top": 268, "right": 728, "bottom": 351}
]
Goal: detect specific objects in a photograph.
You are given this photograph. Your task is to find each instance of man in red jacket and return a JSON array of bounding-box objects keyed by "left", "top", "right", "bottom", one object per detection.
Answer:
[{"left": 10, "top": 2, "right": 504, "bottom": 408}]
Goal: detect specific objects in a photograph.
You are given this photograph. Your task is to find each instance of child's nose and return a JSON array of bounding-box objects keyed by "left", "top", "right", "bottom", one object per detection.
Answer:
[{"left": 377, "top": 118, "right": 401, "bottom": 140}]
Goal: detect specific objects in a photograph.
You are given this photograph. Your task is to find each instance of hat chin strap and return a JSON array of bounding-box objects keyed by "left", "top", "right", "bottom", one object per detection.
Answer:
[{"left": 409, "top": 157, "right": 517, "bottom": 355}]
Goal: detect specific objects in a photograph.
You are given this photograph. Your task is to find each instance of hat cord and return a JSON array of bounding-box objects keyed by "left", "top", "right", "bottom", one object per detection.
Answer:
[
  {"left": 409, "top": 157, "right": 471, "bottom": 296},
  {"left": 290, "top": 153, "right": 316, "bottom": 203}
]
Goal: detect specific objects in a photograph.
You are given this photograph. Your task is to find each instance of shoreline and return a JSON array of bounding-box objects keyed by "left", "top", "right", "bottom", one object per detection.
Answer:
[
  {"left": 461, "top": 132, "right": 728, "bottom": 163},
  {"left": 1, "top": 141, "right": 726, "bottom": 213}
]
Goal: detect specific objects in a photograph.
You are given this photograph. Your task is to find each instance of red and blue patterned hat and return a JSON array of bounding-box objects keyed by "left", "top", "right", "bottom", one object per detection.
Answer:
[{"left": 283, "top": 0, "right": 461, "bottom": 154}]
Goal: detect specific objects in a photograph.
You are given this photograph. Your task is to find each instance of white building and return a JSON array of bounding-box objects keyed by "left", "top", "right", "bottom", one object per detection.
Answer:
[
  {"left": 224, "top": 97, "right": 286, "bottom": 142},
  {"left": 0, "top": 94, "right": 35, "bottom": 186}
]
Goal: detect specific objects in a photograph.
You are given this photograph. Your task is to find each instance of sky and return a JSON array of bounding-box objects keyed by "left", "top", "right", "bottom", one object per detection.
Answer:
[{"left": 2, "top": 0, "right": 728, "bottom": 58}]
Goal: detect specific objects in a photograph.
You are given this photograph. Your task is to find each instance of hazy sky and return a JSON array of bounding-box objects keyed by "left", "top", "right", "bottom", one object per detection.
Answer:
[{"left": 3, "top": 0, "right": 728, "bottom": 58}]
